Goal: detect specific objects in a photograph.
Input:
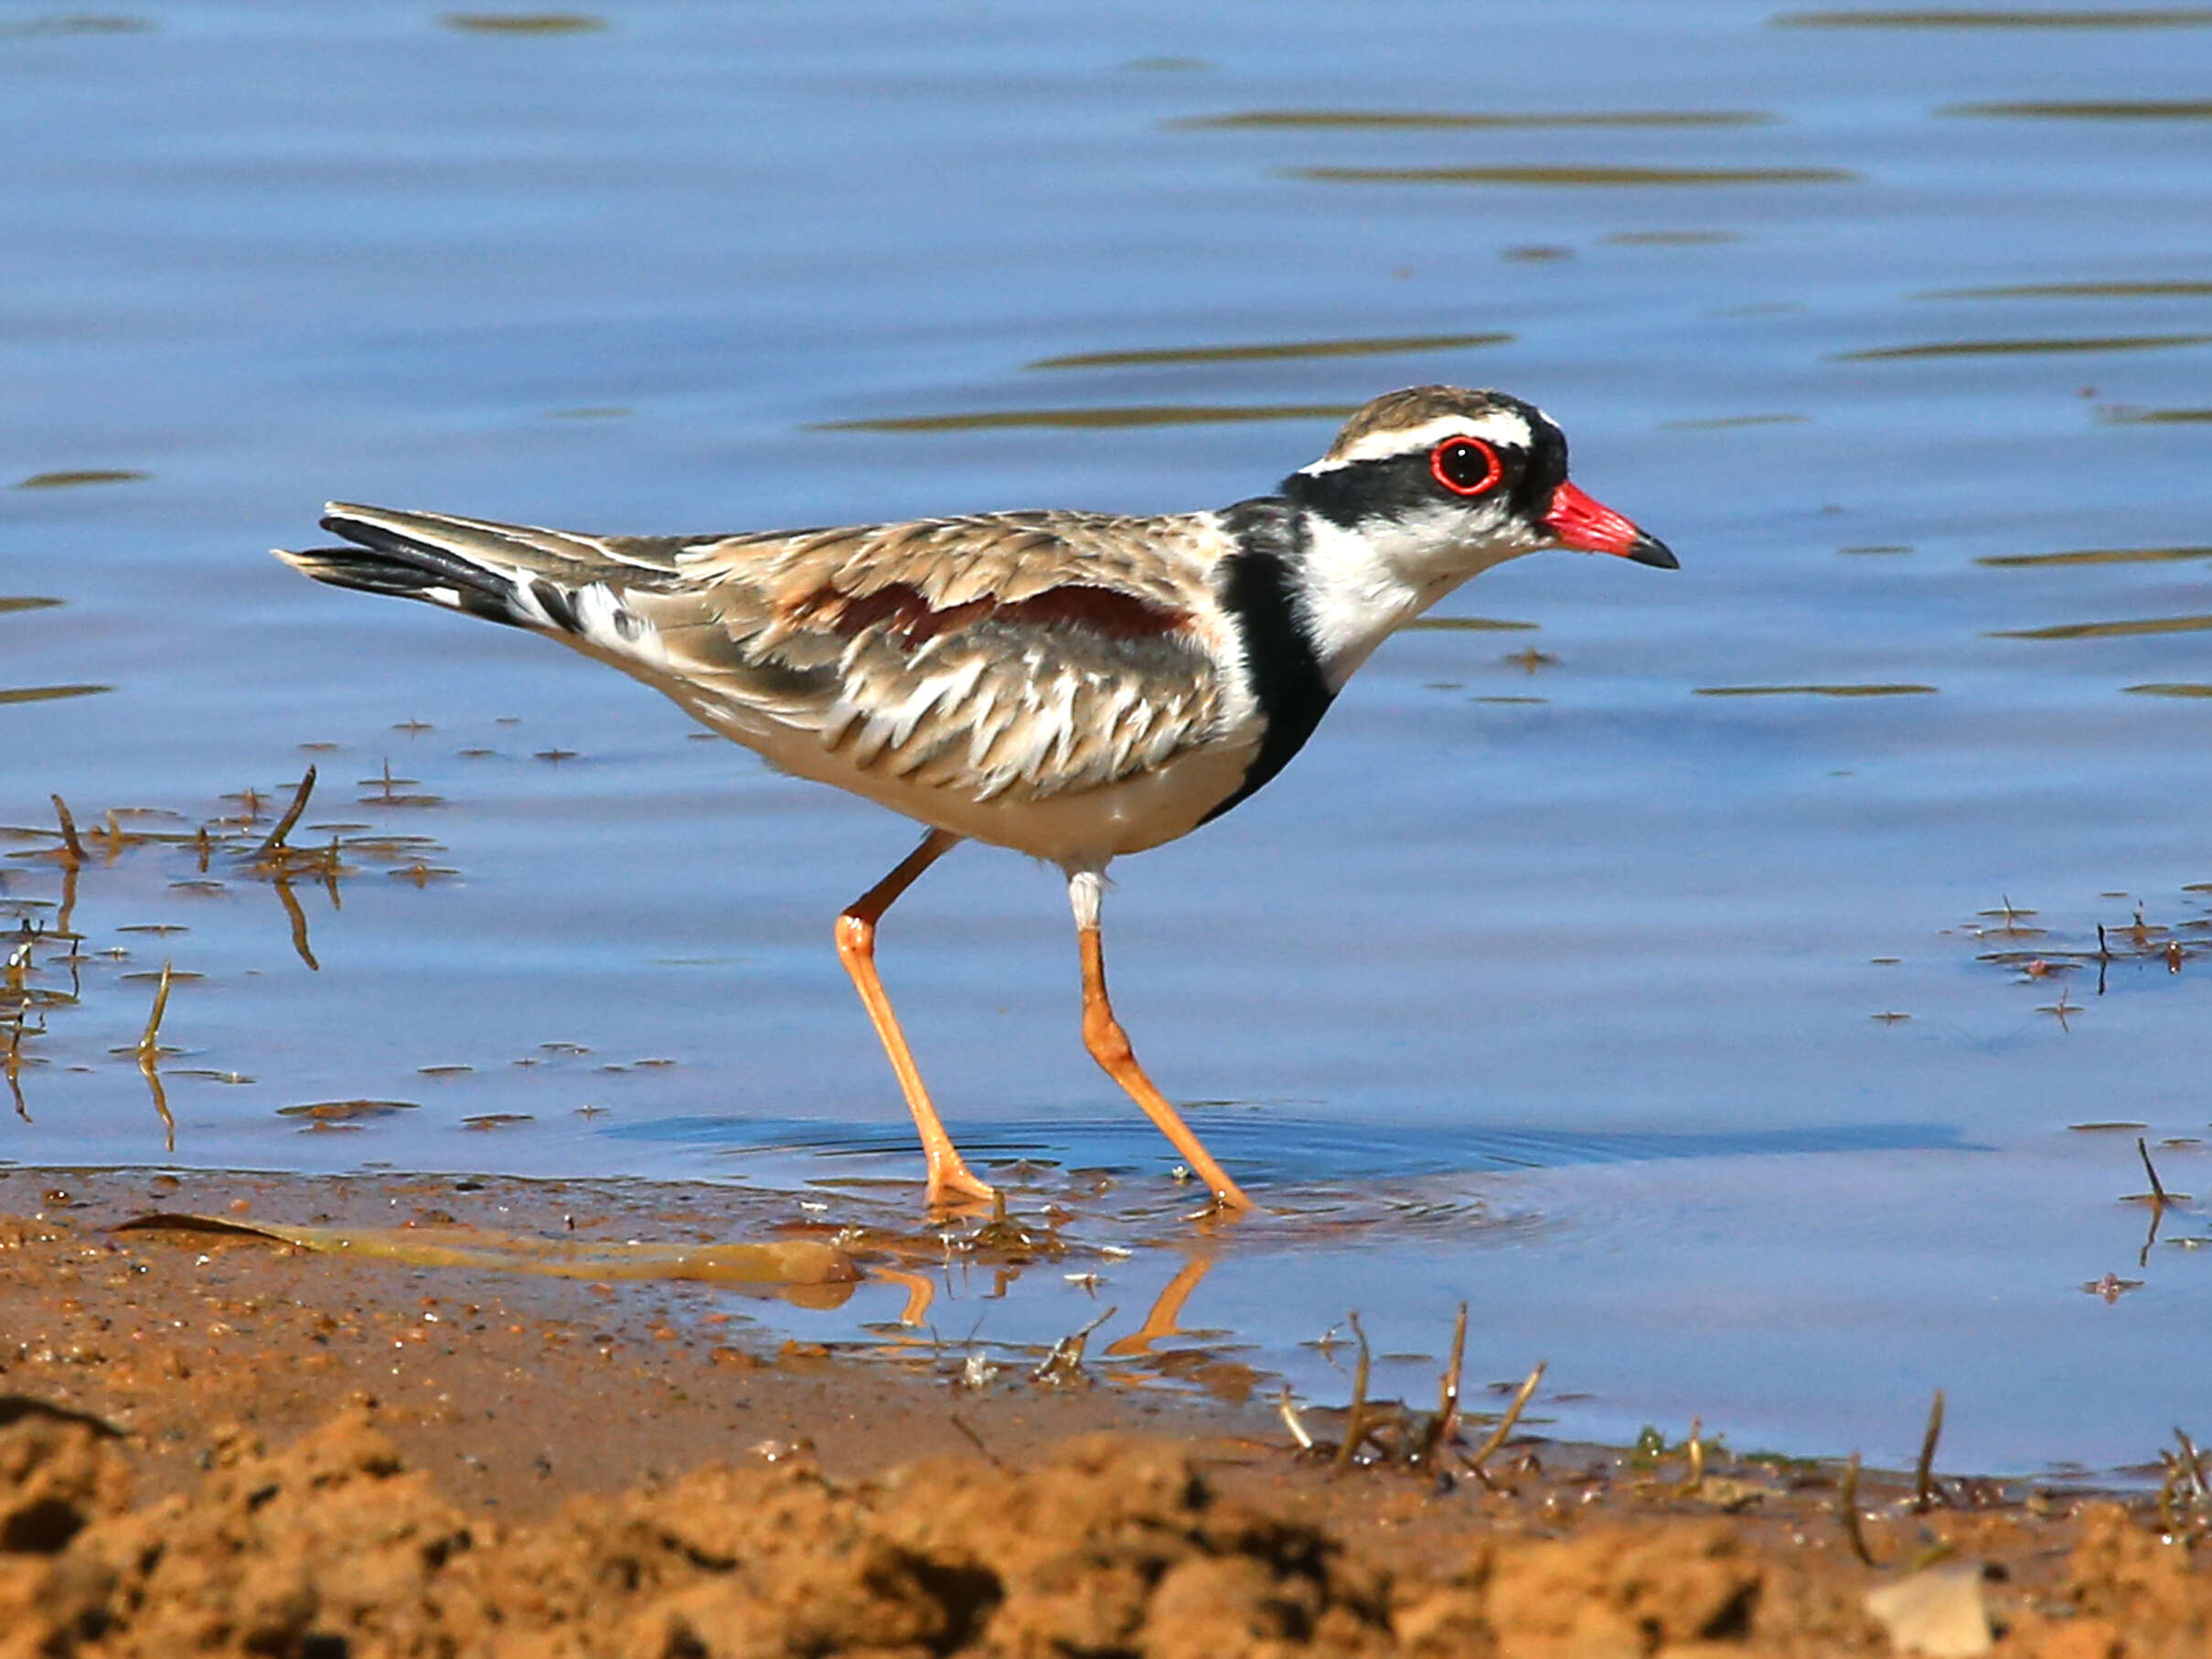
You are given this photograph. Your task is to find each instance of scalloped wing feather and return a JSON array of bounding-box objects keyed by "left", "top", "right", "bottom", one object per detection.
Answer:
[{"left": 304, "top": 504, "right": 1241, "bottom": 808}]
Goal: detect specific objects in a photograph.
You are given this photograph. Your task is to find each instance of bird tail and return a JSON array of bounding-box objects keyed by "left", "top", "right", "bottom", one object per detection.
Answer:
[{"left": 273, "top": 502, "right": 610, "bottom": 636}]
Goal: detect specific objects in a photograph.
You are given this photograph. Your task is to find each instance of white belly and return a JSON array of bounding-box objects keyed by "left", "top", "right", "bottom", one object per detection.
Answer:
[{"left": 662, "top": 678, "right": 1264, "bottom": 866}]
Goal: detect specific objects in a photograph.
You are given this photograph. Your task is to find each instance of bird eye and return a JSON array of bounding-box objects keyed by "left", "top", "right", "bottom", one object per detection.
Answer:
[{"left": 1429, "top": 436, "right": 1503, "bottom": 498}]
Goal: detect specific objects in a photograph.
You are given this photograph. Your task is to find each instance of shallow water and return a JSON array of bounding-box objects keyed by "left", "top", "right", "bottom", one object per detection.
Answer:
[{"left": 8, "top": 0, "right": 2212, "bottom": 1475}]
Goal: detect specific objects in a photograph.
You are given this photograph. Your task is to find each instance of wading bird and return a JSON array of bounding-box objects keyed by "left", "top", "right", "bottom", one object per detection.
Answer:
[{"left": 278, "top": 385, "right": 1674, "bottom": 1212}]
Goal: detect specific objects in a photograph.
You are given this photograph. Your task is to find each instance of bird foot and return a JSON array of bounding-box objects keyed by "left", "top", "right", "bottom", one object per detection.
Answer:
[{"left": 924, "top": 1164, "right": 999, "bottom": 1211}]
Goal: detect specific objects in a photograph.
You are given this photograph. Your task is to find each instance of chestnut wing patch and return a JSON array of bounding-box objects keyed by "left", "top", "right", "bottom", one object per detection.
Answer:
[{"left": 787, "top": 580, "right": 1191, "bottom": 647}]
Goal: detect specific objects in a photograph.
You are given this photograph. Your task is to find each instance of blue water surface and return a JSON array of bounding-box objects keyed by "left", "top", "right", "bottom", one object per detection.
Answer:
[{"left": 6, "top": 0, "right": 2212, "bottom": 1473}]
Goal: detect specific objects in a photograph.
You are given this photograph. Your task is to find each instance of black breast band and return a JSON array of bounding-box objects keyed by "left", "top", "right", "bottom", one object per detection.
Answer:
[{"left": 1202, "top": 498, "right": 1337, "bottom": 825}]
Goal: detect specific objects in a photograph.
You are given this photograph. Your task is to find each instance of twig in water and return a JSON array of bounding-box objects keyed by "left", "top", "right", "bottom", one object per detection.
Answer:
[
  {"left": 1913, "top": 1388, "right": 1946, "bottom": 1513},
  {"left": 1031, "top": 1304, "right": 1117, "bottom": 1385},
  {"left": 1838, "top": 1452, "right": 1876, "bottom": 1567},
  {"left": 142, "top": 1061, "right": 174, "bottom": 1153},
  {"left": 272, "top": 878, "right": 318, "bottom": 971},
  {"left": 2138, "top": 1138, "right": 2172, "bottom": 1206},
  {"left": 5, "top": 1017, "right": 27, "bottom": 1123},
  {"left": 1278, "top": 1386, "right": 1315, "bottom": 1452},
  {"left": 135, "top": 961, "right": 175, "bottom": 1065},
  {"left": 1332, "top": 1311, "right": 1373, "bottom": 1472},
  {"left": 250, "top": 767, "right": 318, "bottom": 865},
  {"left": 1466, "top": 1360, "right": 1545, "bottom": 1483},
  {"left": 49, "top": 796, "right": 84, "bottom": 869},
  {"left": 134, "top": 969, "right": 177, "bottom": 1155}
]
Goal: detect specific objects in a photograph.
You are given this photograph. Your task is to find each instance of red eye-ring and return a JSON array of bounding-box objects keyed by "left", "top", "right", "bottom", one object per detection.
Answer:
[{"left": 1430, "top": 436, "right": 1503, "bottom": 498}]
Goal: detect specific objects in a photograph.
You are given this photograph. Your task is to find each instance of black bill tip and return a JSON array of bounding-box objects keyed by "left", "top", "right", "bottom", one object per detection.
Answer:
[{"left": 1625, "top": 530, "right": 1679, "bottom": 571}]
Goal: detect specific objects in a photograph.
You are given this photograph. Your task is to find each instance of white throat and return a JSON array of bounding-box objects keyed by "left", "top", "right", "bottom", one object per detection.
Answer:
[{"left": 1291, "top": 504, "right": 1537, "bottom": 689}]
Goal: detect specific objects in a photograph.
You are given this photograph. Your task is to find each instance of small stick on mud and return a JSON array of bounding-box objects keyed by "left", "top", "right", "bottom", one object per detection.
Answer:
[
  {"left": 2175, "top": 1428, "right": 2210, "bottom": 1505},
  {"left": 1411, "top": 1301, "right": 1472, "bottom": 1470},
  {"left": 1278, "top": 1386, "right": 1315, "bottom": 1452},
  {"left": 135, "top": 961, "right": 175, "bottom": 1065},
  {"left": 1913, "top": 1388, "right": 1946, "bottom": 1513},
  {"left": 49, "top": 795, "right": 85, "bottom": 869},
  {"left": 1675, "top": 1417, "right": 1706, "bottom": 1497},
  {"left": 1839, "top": 1452, "right": 1877, "bottom": 1567},
  {"left": 1438, "top": 1301, "right": 1469, "bottom": 1443},
  {"left": 1466, "top": 1360, "right": 1545, "bottom": 1482},
  {"left": 1332, "top": 1311, "right": 1374, "bottom": 1471},
  {"left": 946, "top": 1411, "right": 1006, "bottom": 1471},
  {"left": 250, "top": 767, "right": 317, "bottom": 864},
  {"left": 2163, "top": 1428, "right": 2212, "bottom": 1538}
]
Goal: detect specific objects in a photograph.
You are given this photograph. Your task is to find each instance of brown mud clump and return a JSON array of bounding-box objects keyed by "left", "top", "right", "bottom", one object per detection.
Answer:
[
  {"left": 0, "top": 1410, "right": 1393, "bottom": 1658},
  {"left": 1, "top": 1402, "right": 2209, "bottom": 1657},
  {"left": 6, "top": 1176, "right": 2212, "bottom": 1656}
]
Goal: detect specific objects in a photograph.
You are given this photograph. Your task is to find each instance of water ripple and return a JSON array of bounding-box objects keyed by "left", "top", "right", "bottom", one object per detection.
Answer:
[
  {"left": 1988, "top": 615, "right": 2212, "bottom": 640},
  {"left": 1293, "top": 164, "right": 1853, "bottom": 187},
  {"left": 1776, "top": 8, "right": 2212, "bottom": 27},
  {"left": 1694, "top": 683, "right": 1939, "bottom": 697},
  {"left": 1029, "top": 333, "right": 1510, "bottom": 369},
  {"left": 13, "top": 468, "right": 147, "bottom": 489},
  {"left": 812, "top": 403, "right": 1357, "bottom": 433},
  {"left": 2101, "top": 406, "right": 2212, "bottom": 423},
  {"left": 0, "top": 15, "right": 152, "bottom": 37},
  {"left": 1977, "top": 546, "right": 2212, "bottom": 568},
  {"left": 1178, "top": 109, "right": 1773, "bottom": 131},
  {"left": 1943, "top": 99, "right": 2212, "bottom": 118},
  {"left": 1838, "top": 332, "right": 2212, "bottom": 359},
  {"left": 439, "top": 12, "right": 604, "bottom": 33},
  {"left": 0, "top": 683, "right": 112, "bottom": 705},
  {"left": 1924, "top": 280, "right": 2212, "bottom": 299}
]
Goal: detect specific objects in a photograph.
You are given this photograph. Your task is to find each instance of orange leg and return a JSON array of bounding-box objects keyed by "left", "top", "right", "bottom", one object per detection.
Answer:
[
  {"left": 1070, "top": 871, "right": 1255, "bottom": 1212},
  {"left": 835, "top": 829, "right": 996, "bottom": 1207}
]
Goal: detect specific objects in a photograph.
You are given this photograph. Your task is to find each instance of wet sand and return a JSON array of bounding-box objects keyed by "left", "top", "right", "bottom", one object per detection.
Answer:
[{"left": 5, "top": 1171, "right": 2207, "bottom": 1656}]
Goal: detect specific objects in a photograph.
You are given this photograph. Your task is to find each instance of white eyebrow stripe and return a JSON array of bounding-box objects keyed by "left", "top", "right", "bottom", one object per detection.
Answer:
[{"left": 1298, "top": 408, "right": 1538, "bottom": 473}]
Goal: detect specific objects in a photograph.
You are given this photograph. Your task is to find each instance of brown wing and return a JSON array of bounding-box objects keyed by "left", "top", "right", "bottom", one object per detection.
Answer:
[
  {"left": 636, "top": 511, "right": 1240, "bottom": 802},
  {"left": 294, "top": 504, "right": 1244, "bottom": 806}
]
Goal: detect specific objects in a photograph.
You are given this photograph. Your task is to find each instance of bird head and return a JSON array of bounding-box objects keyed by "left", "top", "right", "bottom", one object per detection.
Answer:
[{"left": 1286, "top": 386, "right": 1676, "bottom": 582}]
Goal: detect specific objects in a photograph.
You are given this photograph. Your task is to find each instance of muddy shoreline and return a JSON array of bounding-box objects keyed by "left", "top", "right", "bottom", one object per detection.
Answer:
[{"left": 4, "top": 1167, "right": 2208, "bottom": 1654}]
